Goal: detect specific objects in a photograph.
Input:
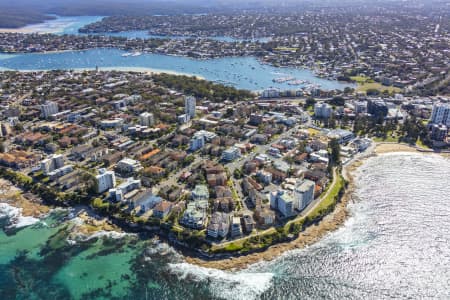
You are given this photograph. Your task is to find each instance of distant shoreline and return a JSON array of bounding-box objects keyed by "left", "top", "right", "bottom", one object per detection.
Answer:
[
  {"left": 0, "top": 28, "right": 36, "bottom": 34},
  {"left": 0, "top": 63, "right": 203, "bottom": 79}
]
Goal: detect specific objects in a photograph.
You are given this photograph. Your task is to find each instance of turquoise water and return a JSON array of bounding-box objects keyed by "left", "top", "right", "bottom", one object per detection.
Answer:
[
  {"left": 1, "top": 153, "right": 450, "bottom": 299},
  {"left": 0, "top": 49, "right": 350, "bottom": 91}
]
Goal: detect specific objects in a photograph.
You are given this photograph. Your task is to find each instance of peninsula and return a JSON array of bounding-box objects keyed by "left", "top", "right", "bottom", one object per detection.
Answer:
[{"left": 0, "top": 69, "right": 448, "bottom": 265}]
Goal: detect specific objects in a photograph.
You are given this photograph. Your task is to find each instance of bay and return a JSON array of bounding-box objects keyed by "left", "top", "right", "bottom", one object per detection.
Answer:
[{"left": 0, "top": 49, "right": 351, "bottom": 91}]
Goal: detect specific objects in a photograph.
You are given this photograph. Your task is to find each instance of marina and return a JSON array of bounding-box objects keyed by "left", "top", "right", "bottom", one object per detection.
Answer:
[{"left": 0, "top": 49, "right": 352, "bottom": 91}]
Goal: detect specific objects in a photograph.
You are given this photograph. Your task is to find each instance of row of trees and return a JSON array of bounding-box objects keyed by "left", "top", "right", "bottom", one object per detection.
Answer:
[{"left": 152, "top": 74, "right": 255, "bottom": 102}]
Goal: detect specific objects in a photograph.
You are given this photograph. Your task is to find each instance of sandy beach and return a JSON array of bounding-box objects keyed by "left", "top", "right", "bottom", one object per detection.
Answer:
[
  {"left": 374, "top": 142, "right": 420, "bottom": 154},
  {"left": 0, "top": 28, "right": 35, "bottom": 34},
  {"left": 97, "top": 66, "right": 202, "bottom": 78},
  {"left": 0, "top": 64, "right": 203, "bottom": 79}
]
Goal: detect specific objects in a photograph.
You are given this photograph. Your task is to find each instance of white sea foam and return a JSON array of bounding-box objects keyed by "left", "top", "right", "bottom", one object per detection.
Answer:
[
  {"left": 82, "top": 230, "right": 130, "bottom": 241},
  {"left": 168, "top": 262, "right": 274, "bottom": 300},
  {"left": 0, "top": 203, "right": 40, "bottom": 229},
  {"left": 67, "top": 231, "right": 131, "bottom": 244}
]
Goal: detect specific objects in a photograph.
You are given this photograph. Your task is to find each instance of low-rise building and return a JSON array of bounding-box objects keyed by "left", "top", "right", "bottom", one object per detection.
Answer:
[
  {"left": 116, "top": 158, "right": 143, "bottom": 174},
  {"left": 242, "top": 214, "right": 255, "bottom": 233},
  {"left": 40, "top": 154, "right": 64, "bottom": 175},
  {"left": 221, "top": 146, "right": 241, "bottom": 162},
  {"left": 207, "top": 212, "right": 230, "bottom": 238},
  {"left": 430, "top": 124, "right": 448, "bottom": 141},
  {"left": 327, "top": 129, "right": 355, "bottom": 144},
  {"left": 109, "top": 177, "right": 141, "bottom": 202},
  {"left": 192, "top": 184, "right": 209, "bottom": 201},
  {"left": 153, "top": 200, "right": 173, "bottom": 218},
  {"left": 180, "top": 200, "right": 208, "bottom": 229}
]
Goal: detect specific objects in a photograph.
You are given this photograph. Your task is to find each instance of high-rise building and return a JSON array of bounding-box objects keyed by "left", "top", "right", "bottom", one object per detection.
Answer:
[
  {"left": 314, "top": 102, "right": 333, "bottom": 118},
  {"left": 0, "top": 122, "right": 12, "bottom": 137},
  {"left": 185, "top": 96, "right": 196, "bottom": 119},
  {"left": 189, "top": 135, "right": 205, "bottom": 151},
  {"left": 367, "top": 100, "right": 388, "bottom": 119},
  {"left": 430, "top": 103, "right": 450, "bottom": 126},
  {"left": 294, "top": 179, "right": 315, "bottom": 211},
  {"left": 139, "top": 112, "right": 154, "bottom": 127},
  {"left": 40, "top": 101, "right": 59, "bottom": 119},
  {"left": 96, "top": 168, "right": 116, "bottom": 194},
  {"left": 270, "top": 190, "right": 295, "bottom": 217}
]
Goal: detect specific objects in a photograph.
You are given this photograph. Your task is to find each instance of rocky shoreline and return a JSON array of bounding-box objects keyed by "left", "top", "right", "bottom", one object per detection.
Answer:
[
  {"left": 0, "top": 143, "right": 445, "bottom": 271},
  {"left": 183, "top": 142, "right": 431, "bottom": 271},
  {"left": 0, "top": 179, "right": 50, "bottom": 218}
]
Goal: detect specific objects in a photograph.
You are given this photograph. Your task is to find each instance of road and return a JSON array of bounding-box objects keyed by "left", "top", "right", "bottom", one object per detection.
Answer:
[
  {"left": 214, "top": 167, "right": 339, "bottom": 248},
  {"left": 226, "top": 124, "right": 302, "bottom": 175},
  {"left": 153, "top": 155, "right": 203, "bottom": 192}
]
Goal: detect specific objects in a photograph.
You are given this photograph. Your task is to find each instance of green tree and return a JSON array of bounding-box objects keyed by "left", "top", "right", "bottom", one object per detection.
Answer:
[
  {"left": 329, "top": 138, "right": 341, "bottom": 166},
  {"left": 304, "top": 97, "right": 316, "bottom": 110}
]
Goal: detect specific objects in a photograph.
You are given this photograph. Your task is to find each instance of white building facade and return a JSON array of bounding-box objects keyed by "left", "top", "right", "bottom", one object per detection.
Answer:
[
  {"left": 96, "top": 168, "right": 116, "bottom": 194},
  {"left": 185, "top": 96, "right": 196, "bottom": 119},
  {"left": 40, "top": 101, "right": 59, "bottom": 119},
  {"left": 431, "top": 103, "right": 450, "bottom": 126}
]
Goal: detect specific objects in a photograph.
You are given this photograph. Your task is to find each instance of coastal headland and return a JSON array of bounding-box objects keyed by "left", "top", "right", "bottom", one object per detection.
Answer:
[
  {"left": 184, "top": 142, "right": 443, "bottom": 270},
  {"left": 1, "top": 142, "right": 440, "bottom": 271}
]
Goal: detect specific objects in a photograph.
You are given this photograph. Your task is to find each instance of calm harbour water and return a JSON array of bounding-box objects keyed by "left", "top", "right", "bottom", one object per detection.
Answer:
[
  {"left": 0, "top": 15, "right": 350, "bottom": 91},
  {"left": 1, "top": 153, "right": 450, "bottom": 299},
  {"left": 0, "top": 49, "right": 350, "bottom": 91}
]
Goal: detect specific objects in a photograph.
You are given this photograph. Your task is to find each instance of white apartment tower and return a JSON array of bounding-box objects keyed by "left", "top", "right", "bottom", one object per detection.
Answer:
[
  {"left": 431, "top": 103, "right": 450, "bottom": 126},
  {"left": 40, "top": 101, "right": 59, "bottom": 119},
  {"left": 96, "top": 168, "right": 116, "bottom": 194},
  {"left": 314, "top": 102, "right": 333, "bottom": 119},
  {"left": 294, "top": 179, "right": 315, "bottom": 211},
  {"left": 40, "top": 154, "right": 64, "bottom": 175},
  {"left": 185, "top": 96, "right": 196, "bottom": 119},
  {"left": 139, "top": 112, "right": 155, "bottom": 127}
]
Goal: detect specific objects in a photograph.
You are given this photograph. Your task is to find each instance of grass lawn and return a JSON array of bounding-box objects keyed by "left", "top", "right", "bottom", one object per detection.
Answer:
[
  {"left": 223, "top": 242, "right": 244, "bottom": 252},
  {"left": 274, "top": 47, "right": 298, "bottom": 52},
  {"left": 308, "top": 175, "right": 344, "bottom": 220},
  {"left": 356, "top": 82, "right": 402, "bottom": 93},
  {"left": 416, "top": 139, "right": 431, "bottom": 149},
  {"left": 373, "top": 136, "right": 399, "bottom": 143},
  {"left": 350, "top": 76, "right": 370, "bottom": 84},
  {"left": 308, "top": 128, "right": 320, "bottom": 136}
]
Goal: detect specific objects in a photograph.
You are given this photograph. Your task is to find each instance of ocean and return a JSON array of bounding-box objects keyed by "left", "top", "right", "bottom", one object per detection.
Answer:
[{"left": 1, "top": 153, "right": 449, "bottom": 299}]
